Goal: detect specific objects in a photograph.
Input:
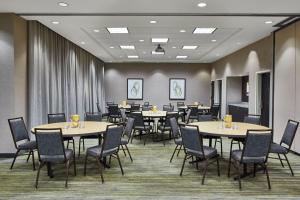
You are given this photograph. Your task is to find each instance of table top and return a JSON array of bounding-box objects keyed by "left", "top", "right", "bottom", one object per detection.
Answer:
[
  {"left": 189, "top": 121, "right": 270, "bottom": 138},
  {"left": 31, "top": 121, "right": 112, "bottom": 137},
  {"left": 178, "top": 105, "right": 211, "bottom": 110},
  {"left": 142, "top": 110, "right": 167, "bottom": 117}
]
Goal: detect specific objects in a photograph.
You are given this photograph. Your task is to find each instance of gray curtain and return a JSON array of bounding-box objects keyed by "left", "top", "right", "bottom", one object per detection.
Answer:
[{"left": 28, "top": 21, "right": 105, "bottom": 128}]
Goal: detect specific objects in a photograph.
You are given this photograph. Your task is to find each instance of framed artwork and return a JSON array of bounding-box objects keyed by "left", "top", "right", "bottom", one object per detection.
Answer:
[
  {"left": 169, "top": 78, "right": 186, "bottom": 100},
  {"left": 127, "top": 78, "right": 143, "bottom": 100}
]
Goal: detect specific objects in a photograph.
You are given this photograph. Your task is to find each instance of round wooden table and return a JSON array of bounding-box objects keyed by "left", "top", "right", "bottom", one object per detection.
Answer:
[
  {"left": 178, "top": 105, "right": 211, "bottom": 110},
  {"left": 142, "top": 110, "right": 167, "bottom": 118},
  {"left": 189, "top": 121, "right": 270, "bottom": 138},
  {"left": 31, "top": 121, "right": 112, "bottom": 137}
]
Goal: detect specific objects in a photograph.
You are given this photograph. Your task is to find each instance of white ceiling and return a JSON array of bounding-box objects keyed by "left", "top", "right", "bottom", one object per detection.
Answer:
[{"left": 0, "top": 0, "right": 299, "bottom": 63}]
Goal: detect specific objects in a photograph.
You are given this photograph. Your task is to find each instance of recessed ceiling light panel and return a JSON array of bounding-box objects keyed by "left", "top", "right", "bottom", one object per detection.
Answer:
[
  {"left": 128, "top": 55, "right": 139, "bottom": 58},
  {"left": 197, "top": 2, "right": 207, "bottom": 7},
  {"left": 150, "top": 20, "right": 157, "bottom": 24},
  {"left": 193, "top": 28, "right": 216, "bottom": 34},
  {"left": 211, "top": 39, "right": 217, "bottom": 42},
  {"left": 107, "top": 27, "right": 129, "bottom": 34},
  {"left": 180, "top": 29, "right": 186, "bottom": 33},
  {"left": 93, "top": 29, "right": 100, "bottom": 33},
  {"left": 265, "top": 21, "right": 273, "bottom": 24},
  {"left": 152, "top": 38, "right": 169, "bottom": 43},
  {"left": 176, "top": 56, "right": 188, "bottom": 59},
  {"left": 52, "top": 21, "right": 60, "bottom": 24},
  {"left": 152, "top": 51, "right": 165, "bottom": 55},
  {"left": 120, "top": 45, "right": 135, "bottom": 50},
  {"left": 58, "top": 2, "right": 68, "bottom": 7},
  {"left": 182, "top": 45, "right": 198, "bottom": 50}
]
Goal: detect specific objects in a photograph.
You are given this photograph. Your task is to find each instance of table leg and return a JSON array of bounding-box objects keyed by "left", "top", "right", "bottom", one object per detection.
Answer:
[
  {"left": 209, "top": 138, "right": 212, "bottom": 147},
  {"left": 47, "top": 163, "right": 54, "bottom": 178}
]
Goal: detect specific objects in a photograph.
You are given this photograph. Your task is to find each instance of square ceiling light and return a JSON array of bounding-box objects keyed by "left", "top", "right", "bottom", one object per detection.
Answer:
[
  {"left": 182, "top": 45, "right": 198, "bottom": 50},
  {"left": 120, "top": 45, "right": 135, "bottom": 50},
  {"left": 152, "top": 51, "right": 165, "bottom": 55},
  {"left": 176, "top": 56, "right": 188, "bottom": 59},
  {"left": 193, "top": 28, "right": 216, "bottom": 34},
  {"left": 152, "top": 38, "right": 169, "bottom": 43},
  {"left": 107, "top": 27, "right": 129, "bottom": 34},
  {"left": 128, "top": 55, "right": 139, "bottom": 58}
]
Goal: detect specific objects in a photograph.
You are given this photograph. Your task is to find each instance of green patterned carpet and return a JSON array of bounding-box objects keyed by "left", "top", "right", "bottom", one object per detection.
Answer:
[{"left": 0, "top": 137, "right": 300, "bottom": 200}]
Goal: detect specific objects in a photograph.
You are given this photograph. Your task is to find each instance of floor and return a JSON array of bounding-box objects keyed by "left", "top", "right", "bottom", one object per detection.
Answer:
[{"left": 0, "top": 136, "right": 300, "bottom": 200}]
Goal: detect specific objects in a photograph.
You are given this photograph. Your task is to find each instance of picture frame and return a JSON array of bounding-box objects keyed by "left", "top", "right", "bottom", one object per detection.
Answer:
[
  {"left": 127, "top": 78, "right": 143, "bottom": 100},
  {"left": 169, "top": 78, "right": 186, "bottom": 100}
]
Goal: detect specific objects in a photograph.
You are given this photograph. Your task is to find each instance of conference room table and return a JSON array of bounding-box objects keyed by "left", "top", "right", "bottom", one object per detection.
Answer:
[
  {"left": 31, "top": 121, "right": 112, "bottom": 177},
  {"left": 189, "top": 121, "right": 270, "bottom": 178},
  {"left": 178, "top": 105, "right": 211, "bottom": 111}
]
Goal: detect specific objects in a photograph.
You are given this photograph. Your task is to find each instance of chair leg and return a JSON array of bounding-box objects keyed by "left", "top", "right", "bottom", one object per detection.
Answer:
[
  {"left": 116, "top": 153, "right": 124, "bottom": 175},
  {"left": 73, "top": 151, "right": 77, "bottom": 176},
  {"left": 83, "top": 139, "right": 85, "bottom": 150},
  {"left": 84, "top": 154, "right": 88, "bottom": 176},
  {"left": 180, "top": 154, "right": 187, "bottom": 176},
  {"left": 67, "top": 140, "right": 70, "bottom": 149},
  {"left": 216, "top": 157, "right": 220, "bottom": 176},
  {"left": 220, "top": 138, "right": 223, "bottom": 157},
  {"left": 264, "top": 164, "right": 271, "bottom": 190},
  {"left": 227, "top": 140, "right": 233, "bottom": 177},
  {"left": 26, "top": 151, "right": 31, "bottom": 163},
  {"left": 65, "top": 160, "right": 70, "bottom": 188},
  {"left": 121, "top": 145, "right": 127, "bottom": 157},
  {"left": 78, "top": 138, "right": 82, "bottom": 158},
  {"left": 238, "top": 142, "right": 241, "bottom": 150},
  {"left": 253, "top": 164, "right": 256, "bottom": 177},
  {"left": 35, "top": 162, "right": 43, "bottom": 189},
  {"left": 202, "top": 160, "right": 208, "bottom": 185},
  {"left": 170, "top": 145, "right": 178, "bottom": 163},
  {"left": 10, "top": 149, "right": 20, "bottom": 170},
  {"left": 283, "top": 154, "right": 294, "bottom": 176},
  {"left": 237, "top": 163, "right": 242, "bottom": 190},
  {"left": 96, "top": 158, "right": 104, "bottom": 183},
  {"left": 277, "top": 154, "right": 285, "bottom": 167},
  {"left": 31, "top": 150, "right": 36, "bottom": 171},
  {"left": 125, "top": 145, "right": 133, "bottom": 162},
  {"left": 177, "top": 145, "right": 182, "bottom": 157}
]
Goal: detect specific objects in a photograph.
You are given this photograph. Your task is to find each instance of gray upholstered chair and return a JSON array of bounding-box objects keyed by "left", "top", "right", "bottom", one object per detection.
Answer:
[
  {"left": 142, "top": 105, "right": 153, "bottom": 111},
  {"left": 177, "top": 102, "right": 186, "bottom": 122},
  {"left": 108, "top": 104, "right": 121, "bottom": 123},
  {"left": 130, "top": 104, "right": 141, "bottom": 112},
  {"left": 228, "top": 129, "right": 272, "bottom": 190},
  {"left": 35, "top": 128, "right": 76, "bottom": 188},
  {"left": 169, "top": 117, "right": 183, "bottom": 162},
  {"left": 158, "top": 112, "right": 179, "bottom": 145},
  {"left": 84, "top": 125, "right": 124, "bottom": 183},
  {"left": 269, "top": 119, "right": 299, "bottom": 176},
  {"left": 187, "top": 105, "right": 198, "bottom": 122},
  {"left": 163, "top": 104, "right": 174, "bottom": 112},
  {"left": 120, "top": 117, "right": 135, "bottom": 162},
  {"left": 180, "top": 125, "right": 220, "bottom": 185},
  {"left": 198, "top": 114, "right": 223, "bottom": 156},
  {"left": 185, "top": 109, "right": 192, "bottom": 124},
  {"left": 120, "top": 108, "right": 127, "bottom": 125},
  {"left": 144, "top": 102, "right": 150, "bottom": 106},
  {"left": 78, "top": 112, "right": 102, "bottom": 157},
  {"left": 8, "top": 117, "right": 37, "bottom": 170},
  {"left": 130, "top": 112, "right": 152, "bottom": 145},
  {"left": 209, "top": 104, "right": 220, "bottom": 120}
]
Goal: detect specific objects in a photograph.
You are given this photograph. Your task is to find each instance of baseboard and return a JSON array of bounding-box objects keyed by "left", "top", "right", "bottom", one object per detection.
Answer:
[
  {"left": 0, "top": 153, "right": 15, "bottom": 158},
  {"left": 290, "top": 150, "right": 300, "bottom": 156}
]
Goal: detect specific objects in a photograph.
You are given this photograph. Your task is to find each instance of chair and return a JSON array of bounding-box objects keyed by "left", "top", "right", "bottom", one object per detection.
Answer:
[
  {"left": 120, "top": 117, "right": 135, "bottom": 162},
  {"left": 84, "top": 125, "right": 124, "bottom": 183},
  {"left": 180, "top": 125, "right": 220, "bottom": 185},
  {"left": 177, "top": 102, "right": 186, "bottom": 122},
  {"left": 130, "top": 112, "right": 152, "bottom": 145},
  {"left": 35, "top": 128, "right": 76, "bottom": 188},
  {"left": 158, "top": 112, "right": 179, "bottom": 145},
  {"left": 108, "top": 104, "right": 121, "bottom": 123},
  {"left": 228, "top": 129, "right": 272, "bottom": 190},
  {"left": 120, "top": 108, "right": 127, "bottom": 125},
  {"left": 130, "top": 104, "right": 141, "bottom": 112},
  {"left": 163, "top": 104, "right": 174, "bottom": 112},
  {"left": 210, "top": 104, "right": 220, "bottom": 120},
  {"left": 106, "top": 101, "right": 114, "bottom": 106},
  {"left": 48, "top": 113, "right": 75, "bottom": 155},
  {"left": 78, "top": 112, "right": 102, "bottom": 157},
  {"left": 269, "top": 119, "right": 299, "bottom": 176},
  {"left": 142, "top": 105, "right": 153, "bottom": 111},
  {"left": 187, "top": 105, "right": 198, "bottom": 122},
  {"left": 97, "top": 102, "right": 108, "bottom": 119},
  {"left": 144, "top": 102, "right": 150, "bottom": 106},
  {"left": 169, "top": 117, "right": 183, "bottom": 162},
  {"left": 185, "top": 109, "right": 192, "bottom": 124},
  {"left": 198, "top": 115, "right": 224, "bottom": 157},
  {"left": 8, "top": 117, "right": 37, "bottom": 170}
]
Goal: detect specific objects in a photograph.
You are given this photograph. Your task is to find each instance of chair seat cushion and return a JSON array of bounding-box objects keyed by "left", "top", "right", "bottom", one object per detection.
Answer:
[
  {"left": 269, "top": 143, "right": 288, "bottom": 154},
  {"left": 18, "top": 140, "right": 37, "bottom": 150},
  {"left": 186, "top": 146, "right": 217, "bottom": 159},
  {"left": 231, "top": 150, "right": 266, "bottom": 163},
  {"left": 87, "top": 145, "right": 118, "bottom": 157},
  {"left": 175, "top": 138, "right": 182, "bottom": 145},
  {"left": 120, "top": 137, "right": 128, "bottom": 145},
  {"left": 40, "top": 149, "right": 73, "bottom": 163}
]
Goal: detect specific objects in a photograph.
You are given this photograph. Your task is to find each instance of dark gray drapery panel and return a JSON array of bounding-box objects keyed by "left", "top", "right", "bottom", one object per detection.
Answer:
[{"left": 28, "top": 21, "right": 105, "bottom": 128}]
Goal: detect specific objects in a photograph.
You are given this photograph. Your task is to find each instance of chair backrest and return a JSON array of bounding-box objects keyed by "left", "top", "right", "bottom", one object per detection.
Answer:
[
  {"left": 198, "top": 114, "right": 213, "bottom": 122},
  {"left": 241, "top": 129, "right": 272, "bottom": 163},
  {"left": 35, "top": 128, "right": 66, "bottom": 162},
  {"left": 85, "top": 112, "right": 102, "bottom": 121},
  {"left": 130, "top": 104, "right": 140, "bottom": 112},
  {"left": 144, "top": 102, "right": 150, "bottom": 106},
  {"left": 108, "top": 104, "right": 120, "bottom": 115},
  {"left": 101, "top": 125, "right": 124, "bottom": 156},
  {"left": 187, "top": 105, "right": 198, "bottom": 117},
  {"left": 123, "top": 117, "right": 135, "bottom": 138},
  {"left": 96, "top": 103, "right": 102, "bottom": 113},
  {"left": 170, "top": 117, "right": 180, "bottom": 138},
  {"left": 130, "top": 112, "right": 145, "bottom": 127},
  {"left": 280, "top": 119, "right": 299, "bottom": 148},
  {"left": 8, "top": 117, "right": 29, "bottom": 147},
  {"left": 186, "top": 109, "right": 192, "bottom": 124},
  {"left": 180, "top": 125, "right": 204, "bottom": 157},
  {"left": 244, "top": 114, "right": 261, "bottom": 125},
  {"left": 163, "top": 104, "right": 174, "bottom": 112},
  {"left": 106, "top": 101, "right": 114, "bottom": 106},
  {"left": 48, "top": 113, "right": 66, "bottom": 124},
  {"left": 142, "top": 105, "right": 153, "bottom": 111},
  {"left": 165, "top": 112, "right": 179, "bottom": 127},
  {"left": 210, "top": 105, "right": 220, "bottom": 118},
  {"left": 120, "top": 108, "right": 127, "bottom": 122}
]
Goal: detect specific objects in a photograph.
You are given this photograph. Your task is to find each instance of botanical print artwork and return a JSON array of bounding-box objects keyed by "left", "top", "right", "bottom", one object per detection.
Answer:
[
  {"left": 127, "top": 78, "right": 143, "bottom": 100},
  {"left": 172, "top": 80, "right": 183, "bottom": 97},
  {"left": 169, "top": 78, "right": 185, "bottom": 100}
]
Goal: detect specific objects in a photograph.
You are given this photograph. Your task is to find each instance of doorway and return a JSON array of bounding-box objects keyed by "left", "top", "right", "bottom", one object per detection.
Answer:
[
  {"left": 211, "top": 81, "right": 215, "bottom": 107},
  {"left": 218, "top": 80, "right": 222, "bottom": 118},
  {"left": 257, "top": 72, "right": 271, "bottom": 127}
]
